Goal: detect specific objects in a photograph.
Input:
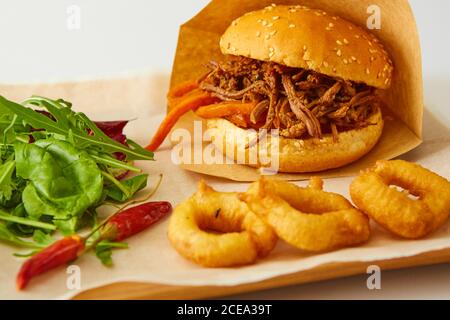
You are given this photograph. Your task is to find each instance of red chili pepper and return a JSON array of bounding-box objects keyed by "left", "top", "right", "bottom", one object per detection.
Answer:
[
  {"left": 101, "top": 201, "right": 172, "bottom": 241},
  {"left": 16, "top": 201, "right": 171, "bottom": 290},
  {"left": 16, "top": 235, "right": 84, "bottom": 290}
]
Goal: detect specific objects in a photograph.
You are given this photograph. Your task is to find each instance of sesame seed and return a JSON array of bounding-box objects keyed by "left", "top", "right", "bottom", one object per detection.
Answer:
[
  {"left": 329, "top": 22, "right": 334, "bottom": 27},
  {"left": 370, "top": 56, "right": 375, "bottom": 62},
  {"left": 333, "top": 67, "right": 337, "bottom": 73},
  {"left": 271, "top": 3, "right": 276, "bottom": 7},
  {"left": 314, "top": 12, "right": 321, "bottom": 16},
  {"left": 385, "top": 78, "right": 390, "bottom": 85},
  {"left": 270, "top": 30, "right": 277, "bottom": 36},
  {"left": 336, "top": 49, "right": 342, "bottom": 57},
  {"left": 323, "top": 61, "right": 329, "bottom": 67},
  {"left": 369, "top": 49, "right": 378, "bottom": 54},
  {"left": 366, "top": 68, "right": 370, "bottom": 75},
  {"left": 349, "top": 26, "right": 353, "bottom": 30},
  {"left": 343, "top": 59, "right": 348, "bottom": 64},
  {"left": 355, "top": 35, "right": 361, "bottom": 39},
  {"left": 377, "top": 72, "right": 382, "bottom": 79},
  {"left": 336, "top": 40, "right": 343, "bottom": 45},
  {"left": 332, "top": 16, "right": 338, "bottom": 20},
  {"left": 231, "top": 46, "right": 236, "bottom": 52},
  {"left": 267, "top": 23, "right": 273, "bottom": 27},
  {"left": 272, "top": 16, "right": 280, "bottom": 20},
  {"left": 269, "top": 47, "right": 274, "bottom": 52},
  {"left": 326, "top": 27, "right": 331, "bottom": 31},
  {"left": 257, "top": 19, "right": 262, "bottom": 23},
  {"left": 256, "top": 31, "right": 261, "bottom": 37},
  {"left": 351, "top": 56, "right": 357, "bottom": 61},
  {"left": 289, "top": 24, "right": 296, "bottom": 28},
  {"left": 343, "top": 38, "right": 349, "bottom": 45},
  {"left": 232, "top": 21, "right": 238, "bottom": 26},
  {"left": 303, "top": 45, "right": 307, "bottom": 51},
  {"left": 289, "top": 8, "right": 297, "bottom": 13},
  {"left": 265, "top": 34, "right": 271, "bottom": 40},
  {"left": 368, "top": 41, "right": 373, "bottom": 47},
  {"left": 261, "top": 20, "right": 268, "bottom": 26}
]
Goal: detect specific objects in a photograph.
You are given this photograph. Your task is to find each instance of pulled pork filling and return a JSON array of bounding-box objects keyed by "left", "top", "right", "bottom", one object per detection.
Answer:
[{"left": 199, "top": 56, "right": 381, "bottom": 140}]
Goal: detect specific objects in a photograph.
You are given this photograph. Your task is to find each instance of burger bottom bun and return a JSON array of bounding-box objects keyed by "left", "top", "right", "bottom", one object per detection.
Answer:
[{"left": 205, "top": 108, "right": 383, "bottom": 173}]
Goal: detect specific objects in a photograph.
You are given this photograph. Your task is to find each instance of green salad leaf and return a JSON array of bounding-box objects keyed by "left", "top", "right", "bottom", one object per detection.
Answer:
[
  {"left": 0, "top": 96, "right": 154, "bottom": 161},
  {"left": 95, "top": 240, "right": 129, "bottom": 267},
  {"left": 15, "top": 139, "right": 104, "bottom": 234},
  {"left": 0, "top": 224, "right": 44, "bottom": 249},
  {"left": 0, "top": 159, "right": 15, "bottom": 202},
  {"left": 0, "top": 94, "right": 155, "bottom": 259},
  {"left": 106, "top": 174, "right": 149, "bottom": 203}
]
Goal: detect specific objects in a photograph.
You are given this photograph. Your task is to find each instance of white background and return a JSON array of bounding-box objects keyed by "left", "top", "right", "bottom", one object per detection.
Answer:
[{"left": 0, "top": 0, "right": 449, "bottom": 299}]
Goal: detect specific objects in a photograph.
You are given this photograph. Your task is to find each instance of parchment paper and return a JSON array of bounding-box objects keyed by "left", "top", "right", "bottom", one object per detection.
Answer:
[
  {"left": 171, "top": 0, "right": 424, "bottom": 181},
  {"left": 0, "top": 74, "right": 448, "bottom": 300}
]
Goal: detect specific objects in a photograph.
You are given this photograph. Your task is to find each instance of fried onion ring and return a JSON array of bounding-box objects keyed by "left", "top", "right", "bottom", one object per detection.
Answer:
[
  {"left": 350, "top": 160, "right": 450, "bottom": 239},
  {"left": 168, "top": 182, "right": 277, "bottom": 267},
  {"left": 241, "top": 177, "right": 370, "bottom": 252}
]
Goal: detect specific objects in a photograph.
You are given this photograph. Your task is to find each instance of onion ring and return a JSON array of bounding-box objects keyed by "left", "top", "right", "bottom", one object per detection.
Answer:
[
  {"left": 350, "top": 160, "right": 450, "bottom": 239},
  {"left": 241, "top": 177, "right": 370, "bottom": 252},
  {"left": 168, "top": 181, "right": 277, "bottom": 267}
]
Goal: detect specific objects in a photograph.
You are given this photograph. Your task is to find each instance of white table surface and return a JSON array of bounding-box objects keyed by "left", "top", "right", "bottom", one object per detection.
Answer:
[{"left": 0, "top": 0, "right": 449, "bottom": 299}]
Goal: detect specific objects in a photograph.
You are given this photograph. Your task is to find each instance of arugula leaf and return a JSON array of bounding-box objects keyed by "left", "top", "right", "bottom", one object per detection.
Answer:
[
  {"left": 106, "top": 174, "right": 148, "bottom": 202},
  {"left": 0, "top": 159, "right": 15, "bottom": 201},
  {"left": 0, "top": 96, "right": 154, "bottom": 161},
  {"left": 95, "top": 241, "right": 129, "bottom": 267},
  {"left": 33, "top": 230, "right": 54, "bottom": 246},
  {"left": 0, "top": 224, "right": 44, "bottom": 249},
  {"left": 15, "top": 139, "right": 103, "bottom": 234},
  {"left": 0, "top": 209, "right": 56, "bottom": 231}
]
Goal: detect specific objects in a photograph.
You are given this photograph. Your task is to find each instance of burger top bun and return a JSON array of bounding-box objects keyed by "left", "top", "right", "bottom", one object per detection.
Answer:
[{"left": 220, "top": 4, "right": 394, "bottom": 89}]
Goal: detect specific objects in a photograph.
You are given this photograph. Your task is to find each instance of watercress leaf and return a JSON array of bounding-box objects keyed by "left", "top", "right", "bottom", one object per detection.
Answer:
[
  {"left": 106, "top": 174, "right": 148, "bottom": 202},
  {"left": 0, "top": 224, "right": 44, "bottom": 249},
  {"left": 15, "top": 139, "right": 103, "bottom": 235},
  {"left": 95, "top": 241, "right": 129, "bottom": 267}
]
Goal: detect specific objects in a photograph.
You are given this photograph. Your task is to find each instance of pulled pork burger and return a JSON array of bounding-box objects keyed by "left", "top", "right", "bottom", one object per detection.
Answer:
[{"left": 147, "top": 4, "right": 394, "bottom": 173}]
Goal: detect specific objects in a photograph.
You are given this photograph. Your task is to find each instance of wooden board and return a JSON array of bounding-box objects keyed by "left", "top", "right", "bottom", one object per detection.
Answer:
[{"left": 74, "top": 247, "right": 450, "bottom": 300}]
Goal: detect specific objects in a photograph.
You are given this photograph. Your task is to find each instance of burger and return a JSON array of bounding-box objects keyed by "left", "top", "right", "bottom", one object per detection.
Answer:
[{"left": 147, "top": 4, "right": 394, "bottom": 173}]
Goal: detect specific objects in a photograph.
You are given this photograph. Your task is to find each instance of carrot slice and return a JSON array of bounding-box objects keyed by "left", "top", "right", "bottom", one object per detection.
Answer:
[
  {"left": 195, "top": 102, "right": 256, "bottom": 119},
  {"left": 146, "top": 92, "right": 219, "bottom": 151},
  {"left": 167, "top": 80, "right": 199, "bottom": 100},
  {"left": 168, "top": 88, "right": 203, "bottom": 110}
]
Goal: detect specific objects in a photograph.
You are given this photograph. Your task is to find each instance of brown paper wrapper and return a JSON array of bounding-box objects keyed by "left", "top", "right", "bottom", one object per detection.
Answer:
[{"left": 170, "top": 0, "right": 423, "bottom": 181}]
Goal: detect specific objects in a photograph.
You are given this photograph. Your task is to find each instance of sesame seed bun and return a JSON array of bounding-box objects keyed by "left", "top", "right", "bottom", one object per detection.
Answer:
[
  {"left": 205, "top": 107, "right": 383, "bottom": 173},
  {"left": 220, "top": 5, "right": 393, "bottom": 89}
]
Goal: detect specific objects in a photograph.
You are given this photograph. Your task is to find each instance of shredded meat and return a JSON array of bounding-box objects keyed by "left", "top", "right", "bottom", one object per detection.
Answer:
[{"left": 200, "top": 56, "right": 381, "bottom": 139}]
